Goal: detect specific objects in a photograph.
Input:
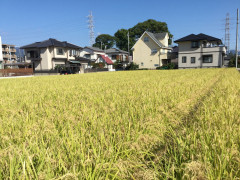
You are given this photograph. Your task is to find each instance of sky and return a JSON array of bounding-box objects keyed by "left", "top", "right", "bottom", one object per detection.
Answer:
[{"left": 0, "top": 0, "right": 239, "bottom": 49}]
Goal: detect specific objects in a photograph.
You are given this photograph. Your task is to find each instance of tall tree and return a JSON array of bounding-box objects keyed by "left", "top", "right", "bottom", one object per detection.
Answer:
[
  {"left": 114, "top": 29, "right": 130, "bottom": 52},
  {"left": 114, "top": 19, "right": 173, "bottom": 52},
  {"left": 93, "top": 34, "right": 115, "bottom": 49}
]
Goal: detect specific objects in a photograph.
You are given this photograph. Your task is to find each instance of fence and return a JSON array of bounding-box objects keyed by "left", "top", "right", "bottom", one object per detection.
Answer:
[{"left": 0, "top": 68, "right": 33, "bottom": 77}]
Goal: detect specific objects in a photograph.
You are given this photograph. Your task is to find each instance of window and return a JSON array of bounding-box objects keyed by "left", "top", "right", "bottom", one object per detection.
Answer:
[
  {"left": 182, "top": 56, "right": 187, "bottom": 63},
  {"left": 27, "top": 50, "right": 39, "bottom": 58},
  {"left": 84, "top": 54, "right": 91, "bottom": 59},
  {"left": 69, "top": 50, "right": 72, "bottom": 56},
  {"left": 191, "top": 41, "right": 199, "bottom": 48},
  {"left": 191, "top": 57, "right": 196, "bottom": 63},
  {"left": 154, "top": 64, "right": 159, "bottom": 67},
  {"left": 141, "top": 62, "right": 144, "bottom": 66},
  {"left": 112, "top": 55, "right": 117, "bottom": 60},
  {"left": 144, "top": 37, "right": 149, "bottom": 42},
  {"left": 151, "top": 49, "right": 157, "bottom": 54},
  {"left": 72, "top": 50, "right": 76, "bottom": 56},
  {"left": 57, "top": 48, "right": 63, "bottom": 55},
  {"left": 203, "top": 55, "right": 213, "bottom": 63}
]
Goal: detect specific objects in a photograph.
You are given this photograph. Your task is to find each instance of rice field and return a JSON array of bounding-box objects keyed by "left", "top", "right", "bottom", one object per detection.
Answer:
[{"left": 0, "top": 68, "right": 239, "bottom": 179}]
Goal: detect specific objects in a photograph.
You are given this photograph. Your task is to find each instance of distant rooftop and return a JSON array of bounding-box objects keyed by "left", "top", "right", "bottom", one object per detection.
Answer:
[
  {"left": 105, "top": 48, "right": 128, "bottom": 54},
  {"left": 84, "top": 46, "right": 104, "bottom": 52},
  {"left": 174, "top": 33, "right": 222, "bottom": 43},
  {"left": 20, "top": 38, "right": 82, "bottom": 49}
]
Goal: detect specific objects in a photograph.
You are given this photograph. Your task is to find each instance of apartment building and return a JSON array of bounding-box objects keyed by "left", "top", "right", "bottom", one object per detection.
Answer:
[{"left": 2, "top": 44, "right": 17, "bottom": 62}]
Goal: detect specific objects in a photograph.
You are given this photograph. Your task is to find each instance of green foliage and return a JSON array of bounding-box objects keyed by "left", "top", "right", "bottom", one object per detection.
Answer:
[
  {"left": 125, "top": 62, "right": 139, "bottom": 70},
  {"left": 91, "top": 62, "right": 105, "bottom": 69},
  {"left": 93, "top": 34, "right": 115, "bottom": 49},
  {"left": 54, "top": 65, "right": 66, "bottom": 71},
  {"left": 129, "top": 19, "right": 173, "bottom": 44},
  {"left": 114, "top": 19, "right": 173, "bottom": 52},
  {"left": 157, "top": 63, "right": 177, "bottom": 70},
  {"left": 114, "top": 29, "right": 130, "bottom": 52},
  {"left": 113, "top": 60, "right": 123, "bottom": 69},
  {"left": 228, "top": 53, "right": 240, "bottom": 67}
]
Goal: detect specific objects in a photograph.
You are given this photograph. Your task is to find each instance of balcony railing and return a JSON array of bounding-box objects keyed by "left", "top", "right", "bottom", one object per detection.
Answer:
[
  {"left": 2, "top": 48, "right": 16, "bottom": 52},
  {"left": 3, "top": 54, "right": 17, "bottom": 59}
]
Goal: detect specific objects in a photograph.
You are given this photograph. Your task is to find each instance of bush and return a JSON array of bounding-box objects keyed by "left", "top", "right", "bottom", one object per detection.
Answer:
[
  {"left": 91, "top": 62, "right": 105, "bottom": 69},
  {"left": 157, "top": 63, "right": 177, "bottom": 70},
  {"left": 125, "top": 62, "right": 139, "bottom": 70},
  {"left": 113, "top": 60, "right": 123, "bottom": 70}
]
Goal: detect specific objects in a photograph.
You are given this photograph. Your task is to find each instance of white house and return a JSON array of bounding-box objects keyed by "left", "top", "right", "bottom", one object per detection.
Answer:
[
  {"left": 174, "top": 33, "right": 226, "bottom": 69},
  {"left": 21, "top": 38, "right": 84, "bottom": 71},
  {"left": 80, "top": 46, "right": 105, "bottom": 61}
]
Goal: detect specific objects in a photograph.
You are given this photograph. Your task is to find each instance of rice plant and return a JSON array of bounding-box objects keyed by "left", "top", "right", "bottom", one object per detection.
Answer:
[{"left": 0, "top": 68, "right": 239, "bottom": 179}]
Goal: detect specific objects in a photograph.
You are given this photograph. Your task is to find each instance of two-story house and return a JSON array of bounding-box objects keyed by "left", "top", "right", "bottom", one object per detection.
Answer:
[
  {"left": 105, "top": 48, "right": 129, "bottom": 63},
  {"left": 21, "top": 38, "right": 82, "bottom": 71},
  {"left": 131, "top": 31, "right": 172, "bottom": 69},
  {"left": 80, "top": 46, "right": 105, "bottom": 61},
  {"left": 174, "top": 33, "right": 226, "bottom": 69}
]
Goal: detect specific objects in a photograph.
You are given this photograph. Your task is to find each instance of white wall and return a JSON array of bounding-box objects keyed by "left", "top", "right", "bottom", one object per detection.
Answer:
[{"left": 178, "top": 41, "right": 226, "bottom": 68}]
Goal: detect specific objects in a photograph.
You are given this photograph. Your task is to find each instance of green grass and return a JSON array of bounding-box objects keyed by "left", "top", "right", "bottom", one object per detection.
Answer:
[{"left": 0, "top": 68, "right": 239, "bottom": 179}]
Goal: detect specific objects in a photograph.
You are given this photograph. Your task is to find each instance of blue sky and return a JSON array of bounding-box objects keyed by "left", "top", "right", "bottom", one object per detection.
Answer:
[{"left": 0, "top": 0, "right": 239, "bottom": 49}]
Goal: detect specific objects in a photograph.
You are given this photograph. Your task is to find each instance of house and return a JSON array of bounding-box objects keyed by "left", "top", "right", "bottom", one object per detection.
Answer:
[
  {"left": 174, "top": 33, "right": 226, "bottom": 69},
  {"left": 131, "top": 31, "right": 172, "bottom": 69},
  {"left": 21, "top": 38, "right": 83, "bottom": 71},
  {"left": 105, "top": 48, "right": 129, "bottom": 63},
  {"left": 95, "top": 54, "right": 114, "bottom": 70},
  {"left": 80, "top": 46, "right": 105, "bottom": 61}
]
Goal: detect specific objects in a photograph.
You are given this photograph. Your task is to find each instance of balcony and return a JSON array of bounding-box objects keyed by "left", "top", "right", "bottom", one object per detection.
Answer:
[
  {"left": 3, "top": 54, "right": 17, "bottom": 59},
  {"left": 2, "top": 48, "right": 16, "bottom": 53},
  {"left": 202, "top": 45, "right": 226, "bottom": 54}
]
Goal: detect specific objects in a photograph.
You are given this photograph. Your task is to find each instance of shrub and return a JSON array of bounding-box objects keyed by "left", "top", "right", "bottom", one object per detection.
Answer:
[{"left": 125, "top": 62, "right": 139, "bottom": 70}]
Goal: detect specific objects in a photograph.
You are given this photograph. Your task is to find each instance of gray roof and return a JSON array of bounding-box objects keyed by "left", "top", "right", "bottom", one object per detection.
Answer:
[
  {"left": 21, "top": 38, "right": 82, "bottom": 49},
  {"left": 84, "top": 46, "right": 104, "bottom": 52},
  {"left": 105, "top": 48, "right": 128, "bottom": 54},
  {"left": 174, "top": 33, "right": 222, "bottom": 43},
  {"left": 146, "top": 31, "right": 167, "bottom": 47}
]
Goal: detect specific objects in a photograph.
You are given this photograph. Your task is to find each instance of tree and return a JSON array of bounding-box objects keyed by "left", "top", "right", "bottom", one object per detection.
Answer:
[
  {"left": 228, "top": 54, "right": 240, "bottom": 67},
  {"left": 93, "top": 34, "right": 115, "bottom": 49},
  {"left": 114, "top": 19, "right": 173, "bottom": 52},
  {"left": 114, "top": 29, "right": 131, "bottom": 52}
]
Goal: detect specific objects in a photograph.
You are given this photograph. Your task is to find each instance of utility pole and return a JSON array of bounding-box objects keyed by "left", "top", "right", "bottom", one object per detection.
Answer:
[
  {"left": 127, "top": 31, "right": 130, "bottom": 60},
  {"left": 236, "top": 8, "right": 239, "bottom": 69},
  {"left": 87, "top": 11, "right": 95, "bottom": 46}
]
